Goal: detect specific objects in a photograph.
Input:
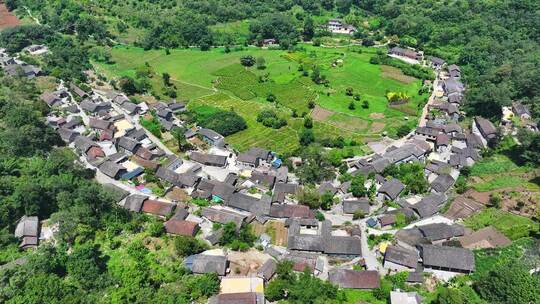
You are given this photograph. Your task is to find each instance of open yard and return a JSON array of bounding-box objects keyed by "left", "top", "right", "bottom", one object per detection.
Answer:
[{"left": 94, "top": 43, "right": 428, "bottom": 152}]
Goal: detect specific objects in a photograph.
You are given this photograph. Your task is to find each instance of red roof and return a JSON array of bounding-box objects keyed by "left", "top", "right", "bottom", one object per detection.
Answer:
[
  {"left": 100, "top": 130, "right": 114, "bottom": 141},
  {"left": 141, "top": 200, "right": 174, "bottom": 217},
  {"left": 164, "top": 219, "right": 199, "bottom": 236},
  {"left": 87, "top": 146, "right": 105, "bottom": 159}
]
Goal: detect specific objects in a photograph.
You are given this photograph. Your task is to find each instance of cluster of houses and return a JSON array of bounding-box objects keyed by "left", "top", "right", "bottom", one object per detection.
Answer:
[
  {"left": 0, "top": 48, "right": 42, "bottom": 79},
  {"left": 501, "top": 101, "right": 537, "bottom": 133},
  {"left": 6, "top": 41, "right": 518, "bottom": 304}
]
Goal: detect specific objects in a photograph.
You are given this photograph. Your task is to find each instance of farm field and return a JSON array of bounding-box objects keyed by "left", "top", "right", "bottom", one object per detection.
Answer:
[
  {"left": 463, "top": 208, "right": 539, "bottom": 240},
  {"left": 94, "top": 44, "right": 428, "bottom": 152},
  {"left": 465, "top": 153, "right": 540, "bottom": 216}
]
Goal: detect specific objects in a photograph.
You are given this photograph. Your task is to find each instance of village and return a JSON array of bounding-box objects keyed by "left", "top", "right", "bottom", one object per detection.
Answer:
[{"left": 1, "top": 34, "right": 536, "bottom": 304}]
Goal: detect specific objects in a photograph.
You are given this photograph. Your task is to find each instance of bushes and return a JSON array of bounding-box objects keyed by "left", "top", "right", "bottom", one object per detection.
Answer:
[
  {"left": 199, "top": 111, "right": 247, "bottom": 136},
  {"left": 140, "top": 114, "right": 162, "bottom": 138},
  {"left": 174, "top": 236, "right": 208, "bottom": 256},
  {"left": 256, "top": 109, "right": 287, "bottom": 129}
]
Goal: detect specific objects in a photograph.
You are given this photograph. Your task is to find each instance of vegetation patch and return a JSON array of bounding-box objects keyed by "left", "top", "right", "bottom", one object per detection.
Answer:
[{"left": 463, "top": 208, "right": 539, "bottom": 240}]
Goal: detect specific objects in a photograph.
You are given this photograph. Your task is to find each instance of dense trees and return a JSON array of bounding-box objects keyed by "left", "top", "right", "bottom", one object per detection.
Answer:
[
  {"left": 249, "top": 13, "right": 300, "bottom": 48},
  {"left": 198, "top": 110, "right": 247, "bottom": 136},
  {"left": 295, "top": 145, "right": 336, "bottom": 184},
  {"left": 474, "top": 263, "right": 540, "bottom": 304},
  {"left": 266, "top": 261, "right": 342, "bottom": 303}
]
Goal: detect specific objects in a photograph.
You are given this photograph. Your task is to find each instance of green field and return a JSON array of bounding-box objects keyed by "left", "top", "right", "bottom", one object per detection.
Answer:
[
  {"left": 94, "top": 44, "right": 427, "bottom": 153},
  {"left": 468, "top": 154, "right": 539, "bottom": 192},
  {"left": 463, "top": 208, "right": 539, "bottom": 240}
]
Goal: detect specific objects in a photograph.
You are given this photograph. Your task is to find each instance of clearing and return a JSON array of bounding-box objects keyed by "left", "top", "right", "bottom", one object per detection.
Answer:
[{"left": 0, "top": 3, "right": 20, "bottom": 30}]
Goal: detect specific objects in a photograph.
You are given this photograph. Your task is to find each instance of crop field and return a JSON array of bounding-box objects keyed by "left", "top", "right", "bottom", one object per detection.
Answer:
[
  {"left": 94, "top": 43, "right": 426, "bottom": 152},
  {"left": 463, "top": 208, "right": 539, "bottom": 240}
]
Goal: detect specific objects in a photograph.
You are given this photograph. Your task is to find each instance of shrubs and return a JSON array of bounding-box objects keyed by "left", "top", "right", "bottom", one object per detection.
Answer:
[
  {"left": 174, "top": 236, "right": 208, "bottom": 256},
  {"left": 199, "top": 111, "right": 247, "bottom": 136},
  {"left": 140, "top": 114, "right": 162, "bottom": 138},
  {"left": 257, "top": 109, "right": 287, "bottom": 129},
  {"left": 240, "top": 55, "right": 255, "bottom": 67},
  {"left": 220, "top": 222, "right": 256, "bottom": 252},
  {"left": 353, "top": 210, "right": 365, "bottom": 220}
]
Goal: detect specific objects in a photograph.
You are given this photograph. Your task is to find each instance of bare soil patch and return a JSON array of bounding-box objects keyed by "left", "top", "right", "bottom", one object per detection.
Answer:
[
  {"left": 251, "top": 220, "right": 288, "bottom": 246},
  {"left": 311, "top": 105, "right": 334, "bottom": 121},
  {"left": 0, "top": 3, "right": 20, "bottom": 30},
  {"left": 369, "top": 121, "right": 385, "bottom": 133},
  {"left": 327, "top": 113, "right": 369, "bottom": 132},
  {"left": 381, "top": 65, "right": 416, "bottom": 84},
  {"left": 369, "top": 112, "right": 385, "bottom": 119},
  {"left": 227, "top": 249, "right": 271, "bottom": 276}
]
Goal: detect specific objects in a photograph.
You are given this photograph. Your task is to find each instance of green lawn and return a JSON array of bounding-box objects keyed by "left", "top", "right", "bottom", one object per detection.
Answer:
[
  {"left": 93, "top": 44, "right": 427, "bottom": 150},
  {"left": 463, "top": 208, "right": 539, "bottom": 240},
  {"left": 342, "top": 289, "right": 386, "bottom": 304}
]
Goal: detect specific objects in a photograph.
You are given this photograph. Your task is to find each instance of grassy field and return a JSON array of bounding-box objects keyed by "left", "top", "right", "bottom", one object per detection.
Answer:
[
  {"left": 463, "top": 208, "right": 539, "bottom": 240},
  {"left": 94, "top": 44, "right": 427, "bottom": 152}
]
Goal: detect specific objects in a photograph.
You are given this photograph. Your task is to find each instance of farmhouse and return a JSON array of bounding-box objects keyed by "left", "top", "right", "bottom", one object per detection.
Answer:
[
  {"left": 442, "top": 77, "right": 464, "bottom": 96},
  {"left": 269, "top": 204, "right": 314, "bottom": 219},
  {"left": 198, "top": 128, "right": 226, "bottom": 148},
  {"left": 447, "top": 64, "right": 461, "bottom": 78},
  {"left": 429, "top": 56, "right": 445, "bottom": 69},
  {"left": 214, "top": 292, "right": 264, "bottom": 304},
  {"left": 164, "top": 219, "right": 199, "bottom": 236},
  {"left": 98, "top": 161, "right": 127, "bottom": 179},
  {"left": 190, "top": 152, "right": 228, "bottom": 167},
  {"left": 328, "top": 270, "right": 380, "bottom": 289},
  {"left": 421, "top": 245, "right": 475, "bottom": 273},
  {"left": 202, "top": 207, "right": 247, "bottom": 228},
  {"left": 141, "top": 199, "right": 175, "bottom": 217},
  {"left": 256, "top": 258, "right": 277, "bottom": 282},
  {"left": 184, "top": 254, "right": 228, "bottom": 276},
  {"left": 473, "top": 117, "right": 497, "bottom": 145},
  {"left": 236, "top": 147, "right": 272, "bottom": 168},
  {"left": 57, "top": 128, "right": 79, "bottom": 143},
  {"left": 512, "top": 101, "right": 531, "bottom": 120},
  {"left": 390, "top": 291, "right": 422, "bottom": 304},
  {"left": 14, "top": 216, "right": 39, "bottom": 249},
  {"left": 4, "top": 63, "right": 42, "bottom": 78},
  {"left": 377, "top": 178, "right": 405, "bottom": 201},
  {"left": 384, "top": 245, "right": 418, "bottom": 271},
  {"left": 410, "top": 193, "right": 447, "bottom": 218},
  {"left": 388, "top": 47, "right": 423, "bottom": 61},
  {"left": 430, "top": 173, "right": 456, "bottom": 193},
  {"left": 327, "top": 19, "right": 356, "bottom": 34},
  {"left": 287, "top": 219, "right": 362, "bottom": 256},
  {"left": 417, "top": 223, "right": 465, "bottom": 243},
  {"left": 342, "top": 198, "right": 371, "bottom": 214},
  {"left": 123, "top": 194, "right": 148, "bottom": 212},
  {"left": 227, "top": 192, "right": 271, "bottom": 216}
]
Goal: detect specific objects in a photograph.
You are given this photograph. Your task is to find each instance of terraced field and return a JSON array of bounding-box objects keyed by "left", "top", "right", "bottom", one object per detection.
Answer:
[{"left": 94, "top": 43, "right": 428, "bottom": 152}]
